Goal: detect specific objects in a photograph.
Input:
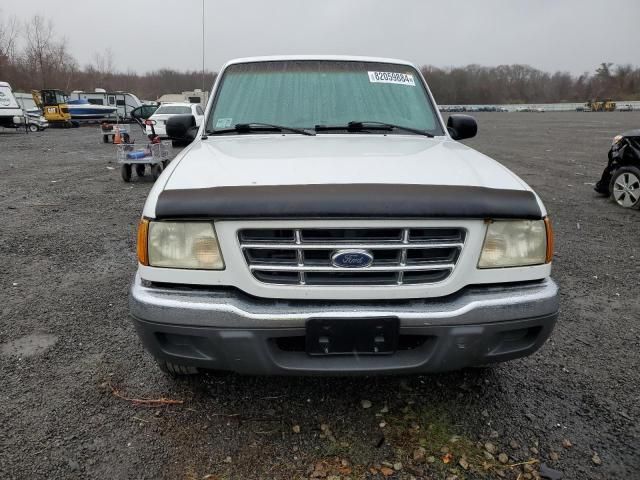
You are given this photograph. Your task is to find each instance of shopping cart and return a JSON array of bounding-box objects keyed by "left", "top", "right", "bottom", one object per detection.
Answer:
[
  {"left": 100, "top": 123, "right": 130, "bottom": 144},
  {"left": 116, "top": 141, "right": 171, "bottom": 182}
]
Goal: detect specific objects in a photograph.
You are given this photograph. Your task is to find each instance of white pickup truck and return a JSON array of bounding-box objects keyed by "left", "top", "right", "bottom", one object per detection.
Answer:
[{"left": 129, "top": 56, "right": 558, "bottom": 376}]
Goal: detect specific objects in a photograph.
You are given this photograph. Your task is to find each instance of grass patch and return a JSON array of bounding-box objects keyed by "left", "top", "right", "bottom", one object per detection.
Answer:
[{"left": 383, "top": 403, "right": 497, "bottom": 479}]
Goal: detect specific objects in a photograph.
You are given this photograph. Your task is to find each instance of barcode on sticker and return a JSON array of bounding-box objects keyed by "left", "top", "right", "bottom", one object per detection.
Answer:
[{"left": 368, "top": 71, "right": 416, "bottom": 86}]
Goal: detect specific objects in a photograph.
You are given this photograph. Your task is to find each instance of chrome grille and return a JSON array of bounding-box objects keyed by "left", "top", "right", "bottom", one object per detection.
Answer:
[{"left": 239, "top": 227, "right": 466, "bottom": 286}]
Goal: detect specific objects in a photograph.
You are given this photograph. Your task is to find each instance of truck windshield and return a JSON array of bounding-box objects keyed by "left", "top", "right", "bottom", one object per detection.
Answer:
[{"left": 207, "top": 60, "right": 443, "bottom": 135}]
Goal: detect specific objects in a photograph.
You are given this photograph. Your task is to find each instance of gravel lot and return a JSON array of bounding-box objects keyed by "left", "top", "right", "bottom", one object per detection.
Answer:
[{"left": 1, "top": 112, "right": 638, "bottom": 480}]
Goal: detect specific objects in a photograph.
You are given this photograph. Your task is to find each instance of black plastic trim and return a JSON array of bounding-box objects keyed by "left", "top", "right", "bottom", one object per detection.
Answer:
[{"left": 155, "top": 184, "right": 542, "bottom": 220}]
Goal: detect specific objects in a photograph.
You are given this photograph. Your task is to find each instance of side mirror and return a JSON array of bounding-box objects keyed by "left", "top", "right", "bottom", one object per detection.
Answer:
[
  {"left": 447, "top": 114, "right": 477, "bottom": 141},
  {"left": 166, "top": 115, "right": 198, "bottom": 143}
]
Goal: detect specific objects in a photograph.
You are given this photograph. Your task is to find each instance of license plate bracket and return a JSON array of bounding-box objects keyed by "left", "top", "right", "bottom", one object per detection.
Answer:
[{"left": 305, "top": 317, "right": 399, "bottom": 356}]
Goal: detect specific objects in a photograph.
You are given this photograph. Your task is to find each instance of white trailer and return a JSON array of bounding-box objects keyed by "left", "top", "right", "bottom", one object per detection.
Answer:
[
  {"left": 69, "top": 88, "right": 143, "bottom": 121},
  {"left": 0, "top": 82, "right": 26, "bottom": 129},
  {"left": 157, "top": 89, "right": 209, "bottom": 106}
]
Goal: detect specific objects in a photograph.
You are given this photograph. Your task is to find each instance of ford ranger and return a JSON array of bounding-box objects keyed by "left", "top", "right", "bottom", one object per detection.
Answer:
[{"left": 129, "top": 56, "right": 558, "bottom": 376}]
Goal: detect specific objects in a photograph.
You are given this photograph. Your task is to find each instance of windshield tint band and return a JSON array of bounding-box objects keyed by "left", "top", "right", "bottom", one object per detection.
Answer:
[
  {"left": 155, "top": 184, "right": 541, "bottom": 220},
  {"left": 206, "top": 60, "right": 444, "bottom": 135}
]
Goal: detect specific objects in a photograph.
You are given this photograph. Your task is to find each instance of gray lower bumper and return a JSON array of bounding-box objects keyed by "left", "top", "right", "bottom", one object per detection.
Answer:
[{"left": 129, "top": 274, "right": 559, "bottom": 375}]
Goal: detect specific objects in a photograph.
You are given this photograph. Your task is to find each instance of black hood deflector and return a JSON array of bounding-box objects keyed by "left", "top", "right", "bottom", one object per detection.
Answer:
[{"left": 154, "top": 184, "right": 542, "bottom": 220}]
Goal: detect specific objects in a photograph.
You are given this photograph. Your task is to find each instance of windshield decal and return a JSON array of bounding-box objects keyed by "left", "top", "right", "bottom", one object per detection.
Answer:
[
  {"left": 216, "top": 117, "right": 233, "bottom": 128},
  {"left": 368, "top": 71, "right": 415, "bottom": 86}
]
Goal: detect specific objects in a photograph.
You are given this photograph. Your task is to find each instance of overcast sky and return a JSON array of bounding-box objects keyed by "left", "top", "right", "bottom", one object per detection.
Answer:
[{"left": 2, "top": 0, "right": 638, "bottom": 75}]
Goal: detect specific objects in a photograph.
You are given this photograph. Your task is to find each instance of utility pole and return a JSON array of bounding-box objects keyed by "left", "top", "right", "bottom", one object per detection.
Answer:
[{"left": 202, "top": 0, "right": 205, "bottom": 92}]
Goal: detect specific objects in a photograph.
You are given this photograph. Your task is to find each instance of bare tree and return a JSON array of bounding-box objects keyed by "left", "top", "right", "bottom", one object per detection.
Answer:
[
  {"left": 23, "top": 15, "right": 55, "bottom": 88},
  {"left": 0, "top": 10, "right": 19, "bottom": 61},
  {"left": 21, "top": 15, "right": 76, "bottom": 90},
  {"left": 6, "top": 16, "right": 639, "bottom": 103},
  {"left": 93, "top": 47, "right": 115, "bottom": 75}
]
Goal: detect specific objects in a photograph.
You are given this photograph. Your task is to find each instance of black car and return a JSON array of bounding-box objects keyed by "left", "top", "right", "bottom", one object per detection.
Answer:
[{"left": 595, "top": 130, "right": 640, "bottom": 209}]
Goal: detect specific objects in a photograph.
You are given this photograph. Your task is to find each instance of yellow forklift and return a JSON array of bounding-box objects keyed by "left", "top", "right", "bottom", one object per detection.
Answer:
[{"left": 32, "top": 89, "right": 77, "bottom": 128}]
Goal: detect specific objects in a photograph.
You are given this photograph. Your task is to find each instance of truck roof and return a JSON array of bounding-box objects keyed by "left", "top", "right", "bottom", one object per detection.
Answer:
[{"left": 222, "top": 55, "right": 418, "bottom": 69}]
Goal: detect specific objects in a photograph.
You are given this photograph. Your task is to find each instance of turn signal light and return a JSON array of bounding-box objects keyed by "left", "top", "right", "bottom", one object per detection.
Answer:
[
  {"left": 544, "top": 217, "right": 554, "bottom": 263},
  {"left": 137, "top": 218, "right": 150, "bottom": 265}
]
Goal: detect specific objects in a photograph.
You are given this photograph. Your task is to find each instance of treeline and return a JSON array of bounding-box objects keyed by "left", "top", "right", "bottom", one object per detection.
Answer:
[
  {"left": 421, "top": 63, "right": 640, "bottom": 104},
  {"left": 1, "top": 13, "right": 639, "bottom": 104},
  {"left": 0, "top": 14, "right": 216, "bottom": 100}
]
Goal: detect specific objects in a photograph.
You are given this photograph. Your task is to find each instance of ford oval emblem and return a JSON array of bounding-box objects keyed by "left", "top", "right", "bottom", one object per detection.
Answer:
[{"left": 331, "top": 249, "right": 374, "bottom": 268}]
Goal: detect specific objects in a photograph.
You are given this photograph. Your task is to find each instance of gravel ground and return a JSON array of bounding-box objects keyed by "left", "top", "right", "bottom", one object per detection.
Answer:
[{"left": 1, "top": 113, "right": 638, "bottom": 480}]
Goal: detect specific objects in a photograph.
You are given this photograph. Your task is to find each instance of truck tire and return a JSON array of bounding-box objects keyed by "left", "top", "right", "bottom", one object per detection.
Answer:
[
  {"left": 135, "top": 164, "right": 146, "bottom": 177},
  {"left": 121, "top": 164, "right": 132, "bottom": 182},
  {"left": 609, "top": 166, "right": 640, "bottom": 209},
  {"left": 28, "top": 124, "right": 39, "bottom": 133},
  {"left": 156, "top": 359, "right": 199, "bottom": 376}
]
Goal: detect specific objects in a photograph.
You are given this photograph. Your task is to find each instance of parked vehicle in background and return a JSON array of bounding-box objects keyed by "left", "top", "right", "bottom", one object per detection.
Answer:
[
  {"left": 25, "top": 111, "right": 48, "bottom": 132},
  {"left": 585, "top": 99, "right": 616, "bottom": 112},
  {"left": 66, "top": 99, "right": 117, "bottom": 120},
  {"left": 32, "top": 89, "right": 76, "bottom": 128},
  {"left": 439, "top": 105, "right": 467, "bottom": 113},
  {"left": 14, "top": 92, "right": 49, "bottom": 132},
  {"left": 595, "top": 130, "right": 640, "bottom": 209},
  {"left": 0, "top": 82, "right": 26, "bottom": 129},
  {"left": 131, "top": 55, "right": 559, "bottom": 377},
  {"left": 69, "top": 89, "right": 143, "bottom": 121},
  {"left": 618, "top": 104, "right": 633, "bottom": 112},
  {"left": 157, "top": 89, "right": 209, "bottom": 106},
  {"left": 130, "top": 103, "right": 159, "bottom": 122},
  {"left": 15, "top": 91, "right": 40, "bottom": 113},
  {"left": 146, "top": 102, "right": 204, "bottom": 140}
]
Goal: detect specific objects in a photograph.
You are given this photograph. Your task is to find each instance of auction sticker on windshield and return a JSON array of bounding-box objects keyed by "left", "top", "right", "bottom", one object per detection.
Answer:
[
  {"left": 216, "top": 118, "right": 233, "bottom": 128},
  {"left": 368, "top": 71, "right": 415, "bottom": 86}
]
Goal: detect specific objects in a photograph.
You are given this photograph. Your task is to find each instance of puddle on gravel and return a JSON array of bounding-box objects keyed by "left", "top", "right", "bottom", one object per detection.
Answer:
[{"left": 0, "top": 333, "right": 58, "bottom": 358}]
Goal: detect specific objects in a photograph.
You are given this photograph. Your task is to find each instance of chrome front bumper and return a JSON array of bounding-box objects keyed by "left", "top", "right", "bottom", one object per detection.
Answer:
[{"left": 129, "top": 274, "right": 559, "bottom": 375}]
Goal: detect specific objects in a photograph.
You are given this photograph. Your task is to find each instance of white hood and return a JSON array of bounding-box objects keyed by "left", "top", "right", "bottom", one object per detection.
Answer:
[{"left": 162, "top": 134, "right": 529, "bottom": 191}]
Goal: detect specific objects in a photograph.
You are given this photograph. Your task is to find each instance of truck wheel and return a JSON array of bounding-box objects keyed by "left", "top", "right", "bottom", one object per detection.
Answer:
[
  {"left": 156, "top": 359, "right": 199, "bottom": 376},
  {"left": 135, "top": 164, "right": 146, "bottom": 177},
  {"left": 121, "top": 164, "right": 132, "bottom": 182},
  {"left": 609, "top": 166, "right": 640, "bottom": 209},
  {"left": 151, "top": 164, "right": 163, "bottom": 180},
  {"left": 29, "top": 124, "right": 39, "bottom": 133}
]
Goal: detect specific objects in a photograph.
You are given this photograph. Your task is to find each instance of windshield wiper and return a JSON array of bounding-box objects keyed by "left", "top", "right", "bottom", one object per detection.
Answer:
[
  {"left": 207, "top": 122, "right": 315, "bottom": 136},
  {"left": 315, "top": 121, "right": 434, "bottom": 137}
]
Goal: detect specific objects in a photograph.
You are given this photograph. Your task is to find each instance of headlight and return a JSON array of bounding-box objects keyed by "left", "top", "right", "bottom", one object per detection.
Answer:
[
  {"left": 478, "top": 219, "right": 551, "bottom": 268},
  {"left": 612, "top": 135, "right": 623, "bottom": 145},
  {"left": 138, "top": 219, "right": 224, "bottom": 269}
]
